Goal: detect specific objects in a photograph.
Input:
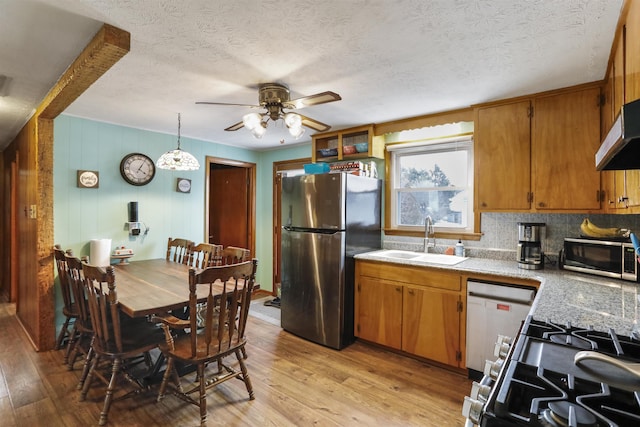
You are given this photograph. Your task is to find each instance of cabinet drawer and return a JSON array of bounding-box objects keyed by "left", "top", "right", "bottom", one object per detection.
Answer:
[{"left": 357, "top": 260, "right": 461, "bottom": 291}]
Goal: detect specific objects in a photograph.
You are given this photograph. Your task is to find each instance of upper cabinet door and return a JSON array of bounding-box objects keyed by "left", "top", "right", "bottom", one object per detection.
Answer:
[
  {"left": 532, "top": 87, "right": 602, "bottom": 210},
  {"left": 626, "top": 2, "right": 640, "bottom": 103},
  {"left": 475, "top": 100, "right": 532, "bottom": 211}
]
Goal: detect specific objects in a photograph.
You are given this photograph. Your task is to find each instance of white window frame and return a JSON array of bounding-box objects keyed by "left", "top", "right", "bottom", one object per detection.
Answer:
[{"left": 388, "top": 134, "right": 474, "bottom": 233}]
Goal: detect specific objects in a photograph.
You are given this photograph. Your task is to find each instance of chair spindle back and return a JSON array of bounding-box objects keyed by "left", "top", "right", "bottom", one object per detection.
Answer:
[
  {"left": 166, "top": 237, "right": 194, "bottom": 265},
  {"left": 188, "top": 243, "right": 223, "bottom": 269},
  {"left": 186, "top": 259, "right": 257, "bottom": 358},
  {"left": 81, "top": 263, "right": 122, "bottom": 353}
]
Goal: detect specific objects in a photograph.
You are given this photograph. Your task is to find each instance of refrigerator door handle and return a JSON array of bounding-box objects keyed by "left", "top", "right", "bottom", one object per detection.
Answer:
[{"left": 283, "top": 226, "right": 341, "bottom": 235}]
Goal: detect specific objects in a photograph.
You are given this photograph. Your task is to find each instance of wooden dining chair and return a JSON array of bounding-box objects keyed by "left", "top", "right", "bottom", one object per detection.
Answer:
[
  {"left": 155, "top": 259, "right": 258, "bottom": 426},
  {"left": 53, "top": 245, "right": 78, "bottom": 359},
  {"left": 215, "top": 246, "right": 251, "bottom": 265},
  {"left": 187, "top": 242, "right": 223, "bottom": 268},
  {"left": 166, "top": 237, "right": 194, "bottom": 264},
  {"left": 65, "top": 253, "right": 94, "bottom": 389},
  {"left": 79, "top": 262, "right": 165, "bottom": 426}
]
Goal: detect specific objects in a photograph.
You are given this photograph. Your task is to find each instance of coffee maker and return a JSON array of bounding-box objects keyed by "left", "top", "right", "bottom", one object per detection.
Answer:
[{"left": 517, "top": 222, "right": 545, "bottom": 270}]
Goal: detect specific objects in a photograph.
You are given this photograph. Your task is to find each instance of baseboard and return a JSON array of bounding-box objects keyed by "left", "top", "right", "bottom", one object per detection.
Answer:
[{"left": 253, "top": 289, "right": 274, "bottom": 298}]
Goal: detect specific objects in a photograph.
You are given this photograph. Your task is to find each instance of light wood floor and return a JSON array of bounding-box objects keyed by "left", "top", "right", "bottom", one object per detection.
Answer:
[{"left": 0, "top": 302, "right": 471, "bottom": 426}]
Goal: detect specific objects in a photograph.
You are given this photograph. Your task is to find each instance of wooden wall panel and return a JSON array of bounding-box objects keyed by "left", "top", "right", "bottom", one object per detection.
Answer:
[{"left": 1, "top": 24, "right": 129, "bottom": 351}]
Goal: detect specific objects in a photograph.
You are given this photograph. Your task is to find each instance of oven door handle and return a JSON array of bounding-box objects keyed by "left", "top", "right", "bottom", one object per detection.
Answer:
[{"left": 574, "top": 350, "right": 640, "bottom": 379}]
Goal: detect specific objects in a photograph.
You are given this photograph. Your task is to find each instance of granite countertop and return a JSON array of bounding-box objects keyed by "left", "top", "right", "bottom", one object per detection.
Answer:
[{"left": 355, "top": 250, "right": 640, "bottom": 337}]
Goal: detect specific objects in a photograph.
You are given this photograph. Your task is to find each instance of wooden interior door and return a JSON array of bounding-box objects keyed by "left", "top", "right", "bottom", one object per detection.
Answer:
[{"left": 207, "top": 158, "right": 256, "bottom": 255}]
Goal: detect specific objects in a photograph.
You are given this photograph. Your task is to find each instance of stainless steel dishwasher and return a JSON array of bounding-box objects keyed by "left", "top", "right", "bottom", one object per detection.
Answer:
[{"left": 466, "top": 280, "right": 536, "bottom": 377}]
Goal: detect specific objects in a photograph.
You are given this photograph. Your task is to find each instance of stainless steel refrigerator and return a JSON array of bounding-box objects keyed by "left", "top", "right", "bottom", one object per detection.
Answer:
[{"left": 280, "top": 172, "right": 381, "bottom": 349}]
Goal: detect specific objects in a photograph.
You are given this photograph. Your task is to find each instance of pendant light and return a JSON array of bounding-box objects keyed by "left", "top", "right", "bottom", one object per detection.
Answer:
[{"left": 156, "top": 113, "right": 200, "bottom": 171}]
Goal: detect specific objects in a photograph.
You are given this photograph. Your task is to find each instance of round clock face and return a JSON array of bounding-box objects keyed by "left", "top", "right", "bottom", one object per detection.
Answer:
[
  {"left": 120, "top": 153, "right": 155, "bottom": 186},
  {"left": 79, "top": 170, "right": 99, "bottom": 188},
  {"left": 177, "top": 178, "right": 191, "bottom": 193}
]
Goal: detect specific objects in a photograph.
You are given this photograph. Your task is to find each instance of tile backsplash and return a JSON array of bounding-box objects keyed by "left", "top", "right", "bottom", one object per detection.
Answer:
[{"left": 383, "top": 213, "right": 640, "bottom": 263}]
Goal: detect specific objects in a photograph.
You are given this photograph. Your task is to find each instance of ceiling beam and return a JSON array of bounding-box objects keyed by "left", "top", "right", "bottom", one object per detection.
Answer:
[{"left": 38, "top": 23, "right": 130, "bottom": 119}]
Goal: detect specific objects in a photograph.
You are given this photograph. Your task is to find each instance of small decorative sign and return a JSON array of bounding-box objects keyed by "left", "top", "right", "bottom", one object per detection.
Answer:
[
  {"left": 176, "top": 177, "right": 191, "bottom": 193},
  {"left": 77, "top": 170, "right": 99, "bottom": 188}
]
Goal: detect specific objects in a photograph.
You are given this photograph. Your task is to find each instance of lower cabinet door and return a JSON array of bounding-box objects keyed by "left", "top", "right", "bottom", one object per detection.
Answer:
[
  {"left": 355, "top": 276, "right": 402, "bottom": 350},
  {"left": 402, "top": 285, "right": 461, "bottom": 367}
]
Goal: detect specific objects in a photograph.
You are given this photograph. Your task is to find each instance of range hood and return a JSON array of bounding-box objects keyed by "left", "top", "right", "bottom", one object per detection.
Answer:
[{"left": 596, "top": 98, "right": 640, "bottom": 170}]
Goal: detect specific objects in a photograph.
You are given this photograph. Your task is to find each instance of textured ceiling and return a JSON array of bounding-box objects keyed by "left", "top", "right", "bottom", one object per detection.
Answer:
[{"left": 0, "top": 0, "right": 624, "bottom": 150}]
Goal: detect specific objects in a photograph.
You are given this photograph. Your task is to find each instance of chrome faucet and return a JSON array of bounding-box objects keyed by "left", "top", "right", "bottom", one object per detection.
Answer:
[{"left": 424, "top": 216, "right": 435, "bottom": 253}]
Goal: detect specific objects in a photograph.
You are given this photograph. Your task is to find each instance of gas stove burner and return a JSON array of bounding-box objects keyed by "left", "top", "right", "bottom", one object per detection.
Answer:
[
  {"left": 540, "top": 401, "right": 597, "bottom": 427},
  {"left": 549, "top": 334, "right": 592, "bottom": 349}
]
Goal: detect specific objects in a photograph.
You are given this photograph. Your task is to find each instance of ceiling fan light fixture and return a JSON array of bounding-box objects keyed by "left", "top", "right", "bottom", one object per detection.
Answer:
[
  {"left": 250, "top": 122, "right": 267, "bottom": 139},
  {"left": 198, "top": 83, "right": 341, "bottom": 139},
  {"left": 156, "top": 113, "right": 200, "bottom": 171},
  {"left": 242, "top": 112, "right": 263, "bottom": 130},
  {"left": 285, "top": 113, "right": 305, "bottom": 139},
  {"left": 284, "top": 112, "right": 301, "bottom": 128},
  {"left": 288, "top": 124, "right": 305, "bottom": 139}
]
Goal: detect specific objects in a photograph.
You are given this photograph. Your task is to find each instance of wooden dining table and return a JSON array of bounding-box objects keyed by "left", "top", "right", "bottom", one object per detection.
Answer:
[
  {"left": 112, "top": 258, "right": 256, "bottom": 383},
  {"left": 113, "top": 258, "right": 255, "bottom": 318}
]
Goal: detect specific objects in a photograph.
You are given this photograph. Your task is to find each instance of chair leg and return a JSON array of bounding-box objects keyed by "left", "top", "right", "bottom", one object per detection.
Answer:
[
  {"left": 63, "top": 322, "right": 78, "bottom": 365},
  {"left": 77, "top": 344, "right": 94, "bottom": 390},
  {"left": 157, "top": 356, "right": 174, "bottom": 402},
  {"left": 236, "top": 348, "right": 254, "bottom": 400},
  {"left": 197, "top": 363, "right": 207, "bottom": 427},
  {"left": 80, "top": 353, "right": 100, "bottom": 401},
  {"left": 66, "top": 327, "right": 83, "bottom": 369},
  {"left": 98, "top": 357, "right": 121, "bottom": 426},
  {"left": 55, "top": 316, "right": 72, "bottom": 350}
]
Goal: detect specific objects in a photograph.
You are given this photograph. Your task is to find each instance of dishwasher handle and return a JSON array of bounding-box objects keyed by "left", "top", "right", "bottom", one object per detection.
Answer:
[
  {"left": 467, "top": 291, "right": 534, "bottom": 305},
  {"left": 467, "top": 281, "right": 536, "bottom": 305}
]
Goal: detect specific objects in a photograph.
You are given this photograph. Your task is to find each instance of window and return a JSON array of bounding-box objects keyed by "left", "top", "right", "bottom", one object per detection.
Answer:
[{"left": 388, "top": 135, "right": 474, "bottom": 233}]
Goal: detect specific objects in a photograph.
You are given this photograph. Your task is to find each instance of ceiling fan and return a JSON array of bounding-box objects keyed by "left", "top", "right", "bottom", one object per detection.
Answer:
[{"left": 196, "top": 83, "right": 341, "bottom": 139}]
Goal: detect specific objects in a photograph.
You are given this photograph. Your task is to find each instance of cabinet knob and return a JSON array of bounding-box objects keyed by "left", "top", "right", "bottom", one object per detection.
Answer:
[
  {"left": 407, "top": 289, "right": 415, "bottom": 295},
  {"left": 395, "top": 287, "right": 402, "bottom": 293}
]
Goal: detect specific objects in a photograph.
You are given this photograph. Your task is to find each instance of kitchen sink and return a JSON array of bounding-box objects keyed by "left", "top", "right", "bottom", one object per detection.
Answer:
[
  {"left": 369, "top": 250, "right": 468, "bottom": 265},
  {"left": 379, "top": 250, "right": 422, "bottom": 260}
]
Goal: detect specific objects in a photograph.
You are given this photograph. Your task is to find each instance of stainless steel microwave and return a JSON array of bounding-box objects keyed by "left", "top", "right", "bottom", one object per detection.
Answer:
[{"left": 561, "top": 238, "right": 639, "bottom": 282}]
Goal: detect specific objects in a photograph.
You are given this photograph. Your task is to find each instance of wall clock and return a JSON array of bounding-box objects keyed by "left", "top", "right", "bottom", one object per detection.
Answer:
[
  {"left": 77, "top": 170, "right": 99, "bottom": 188},
  {"left": 176, "top": 177, "right": 191, "bottom": 193},
  {"left": 120, "top": 153, "right": 155, "bottom": 186}
]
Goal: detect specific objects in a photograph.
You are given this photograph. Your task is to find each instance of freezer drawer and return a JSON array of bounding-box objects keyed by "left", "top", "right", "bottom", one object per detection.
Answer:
[
  {"left": 280, "top": 229, "right": 348, "bottom": 349},
  {"left": 465, "top": 281, "right": 535, "bottom": 373}
]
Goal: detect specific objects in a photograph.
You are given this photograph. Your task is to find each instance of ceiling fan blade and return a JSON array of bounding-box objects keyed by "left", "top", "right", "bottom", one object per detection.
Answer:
[
  {"left": 299, "top": 114, "right": 332, "bottom": 132},
  {"left": 285, "top": 91, "right": 342, "bottom": 109},
  {"left": 224, "top": 121, "right": 245, "bottom": 131},
  {"left": 196, "top": 101, "right": 261, "bottom": 108}
]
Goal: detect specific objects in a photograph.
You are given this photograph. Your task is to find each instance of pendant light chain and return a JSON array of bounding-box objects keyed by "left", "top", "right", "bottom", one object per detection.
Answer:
[
  {"left": 155, "top": 112, "right": 200, "bottom": 171},
  {"left": 177, "top": 113, "right": 181, "bottom": 149}
]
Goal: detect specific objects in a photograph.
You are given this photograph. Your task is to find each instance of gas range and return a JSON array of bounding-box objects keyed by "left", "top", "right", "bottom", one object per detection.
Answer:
[{"left": 463, "top": 317, "right": 640, "bottom": 427}]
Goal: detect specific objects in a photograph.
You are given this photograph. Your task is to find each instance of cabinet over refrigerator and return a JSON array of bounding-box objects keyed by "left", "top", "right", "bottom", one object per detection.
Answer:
[{"left": 281, "top": 172, "right": 381, "bottom": 349}]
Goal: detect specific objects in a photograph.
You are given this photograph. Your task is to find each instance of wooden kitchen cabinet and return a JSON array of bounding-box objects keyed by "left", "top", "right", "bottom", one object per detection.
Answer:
[
  {"left": 474, "top": 84, "right": 602, "bottom": 212},
  {"left": 354, "top": 259, "right": 463, "bottom": 368},
  {"left": 402, "top": 284, "right": 461, "bottom": 366},
  {"left": 603, "top": 8, "right": 640, "bottom": 212},
  {"left": 532, "top": 86, "right": 602, "bottom": 210},
  {"left": 626, "top": 1, "right": 640, "bottom": 103},
  {"left": 311, "top": 124, "right": 383, "bottom": 162},
  {"left": 355, "top": 275, "right": 402, "bottom": 350},
  {"left": 475, "top": 100, "right": 531, "bottom": 210}
]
